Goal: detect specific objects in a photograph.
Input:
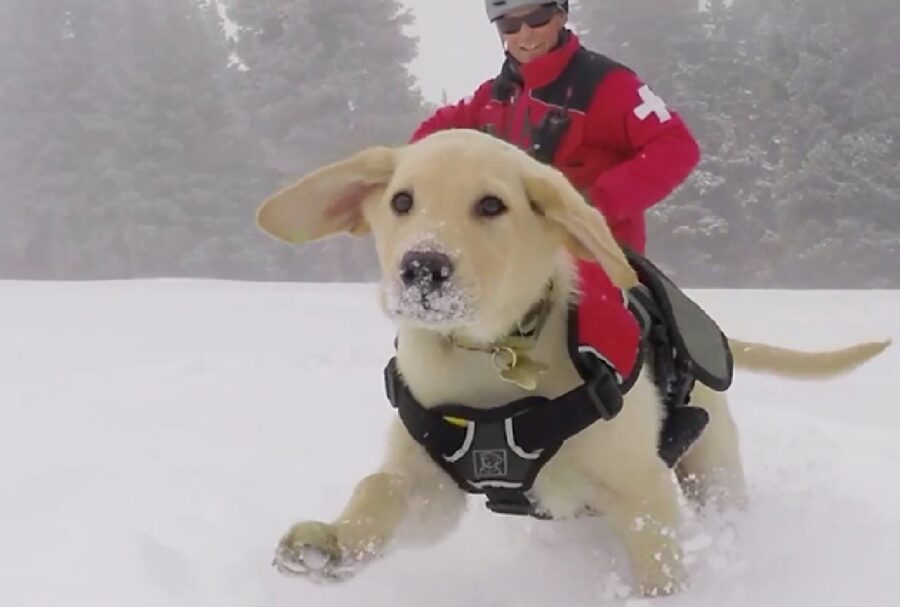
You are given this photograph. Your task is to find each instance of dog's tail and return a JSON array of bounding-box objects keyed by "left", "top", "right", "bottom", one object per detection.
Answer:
[{"left": 728, "top": 338, "right": 891, "bottom": 379}]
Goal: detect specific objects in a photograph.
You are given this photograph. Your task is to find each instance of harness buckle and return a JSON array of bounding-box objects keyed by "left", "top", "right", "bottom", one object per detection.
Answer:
[{"left": 585, "top": 367, "right": 623, "bottom": 421}]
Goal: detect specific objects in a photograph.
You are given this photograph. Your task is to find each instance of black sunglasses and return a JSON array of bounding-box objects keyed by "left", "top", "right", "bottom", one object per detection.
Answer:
[{"left": 496, "top": 5, "right": 560, "bottom": 35}]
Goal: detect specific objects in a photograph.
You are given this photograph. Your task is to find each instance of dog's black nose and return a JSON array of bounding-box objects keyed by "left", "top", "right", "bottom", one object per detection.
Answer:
[{"left": 400, "top": 251, "right": 454, "bottom": 293}]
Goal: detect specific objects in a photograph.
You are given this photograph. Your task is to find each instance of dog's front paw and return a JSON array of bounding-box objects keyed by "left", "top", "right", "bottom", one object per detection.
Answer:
[
  {"left": 635, "top": 559, "right": 689, "bottom": 598},
  {"left": 273, "top": 521, "right": 362, "bottom": 584},
  {"left": 638, "top": 579, "right": 686, "bottom": 599}
]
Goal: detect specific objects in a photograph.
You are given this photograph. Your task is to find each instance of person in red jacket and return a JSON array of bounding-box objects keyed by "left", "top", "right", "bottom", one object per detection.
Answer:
[
  {"left": 410, "top": 0, "right": 701, "bottom": 255},
  {"left": 409, "top": 1, "right": 704, "bottom": 405}
]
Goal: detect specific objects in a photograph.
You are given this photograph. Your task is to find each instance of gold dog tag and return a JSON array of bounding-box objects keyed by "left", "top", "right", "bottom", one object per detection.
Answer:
[
  {"left": 500, "top": 359, "right": 549, "bottom": 391},
  {"left": 492, "top": 347, "right": 548, "bottom": 391}
]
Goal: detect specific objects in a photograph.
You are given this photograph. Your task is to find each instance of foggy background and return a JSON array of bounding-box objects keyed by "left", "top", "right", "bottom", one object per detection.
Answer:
[{"left": 0, "top": 0, "right": 896, "bottom": 287}]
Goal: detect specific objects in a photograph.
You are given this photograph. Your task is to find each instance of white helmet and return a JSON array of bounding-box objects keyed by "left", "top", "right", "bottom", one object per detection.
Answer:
[{"left": 484, "top": 0, "right": 568, "bottom": 23}]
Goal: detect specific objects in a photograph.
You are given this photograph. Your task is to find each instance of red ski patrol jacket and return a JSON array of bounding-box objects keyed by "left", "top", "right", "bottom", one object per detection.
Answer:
[
  {"left": 409, "top": 30, "right": 702, "bottom": 386},
  {"left": 411, "top": 30, "right": 701, "bottom": 255}
]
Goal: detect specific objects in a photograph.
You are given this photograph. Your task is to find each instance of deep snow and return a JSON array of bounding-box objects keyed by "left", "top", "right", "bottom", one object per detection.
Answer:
[{"left": 0, "top": 281, "right": 897, "bottom": 606}]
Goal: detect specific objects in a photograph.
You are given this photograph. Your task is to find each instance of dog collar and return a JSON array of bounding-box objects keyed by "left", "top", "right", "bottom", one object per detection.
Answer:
[{"left": 445, "top": 281, "right": 555, "bottom": 391}]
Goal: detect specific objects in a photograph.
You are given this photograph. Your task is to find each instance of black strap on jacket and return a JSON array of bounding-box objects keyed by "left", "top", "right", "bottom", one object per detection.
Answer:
[
  {"left": 384, "top": 356, "right": 623, "bottom": 517},
  {"left": 485, "top": 36, "right": 627, "bottom": 165}
]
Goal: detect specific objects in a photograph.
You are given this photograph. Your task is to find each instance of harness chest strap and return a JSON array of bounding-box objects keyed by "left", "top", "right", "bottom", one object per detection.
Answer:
[{"left": 383, "top": 355, "right": 624, "bottom": 517}]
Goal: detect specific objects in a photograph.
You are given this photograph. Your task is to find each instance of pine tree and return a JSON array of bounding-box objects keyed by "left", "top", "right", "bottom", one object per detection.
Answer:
[
  {"left": 0, "top": 0, "right": 274, "bottom": 279},
  {"left": 761, "top": 0, "right": 900, "bottom": 286},
  {"left": 227, "top": 0, "right": 428, "bottom": 280},
  {"left": 80, "top": 0, "right": 271, "bottom": 278},
  {"left": 670, "top": 0, "right": 780, "bottom": 286},
  {"left": 0, "top": 0, "right": 104, "bottom": 277},
  {"left": 571, "top": 0, "right": 704, "bottom": 104}
]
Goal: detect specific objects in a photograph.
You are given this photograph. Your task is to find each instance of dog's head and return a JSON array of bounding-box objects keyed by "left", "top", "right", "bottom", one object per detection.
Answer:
[{"left": 257, "top": 130, "right": 637, "bottom": 341}]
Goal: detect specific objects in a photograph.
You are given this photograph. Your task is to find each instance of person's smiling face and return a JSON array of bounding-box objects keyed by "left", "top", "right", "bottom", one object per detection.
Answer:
[{"left": 496, "top": 3, "right": 567, "bottom": 64}]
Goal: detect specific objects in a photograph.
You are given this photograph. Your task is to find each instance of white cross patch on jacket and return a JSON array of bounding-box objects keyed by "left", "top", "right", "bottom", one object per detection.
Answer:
[{"left": 634, "top": 85, "right": 671, "bottom": 123}]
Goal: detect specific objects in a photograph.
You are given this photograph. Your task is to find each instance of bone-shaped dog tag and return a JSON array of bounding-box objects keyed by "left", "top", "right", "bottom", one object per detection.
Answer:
[{"left": 499, "top": 358, "right": 549, "bottom": 391}]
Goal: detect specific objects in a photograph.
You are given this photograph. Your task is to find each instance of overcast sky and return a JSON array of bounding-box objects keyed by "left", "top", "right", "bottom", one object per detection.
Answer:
[{"left": 400, "top": 0, "right": 504, "bottom": 104}]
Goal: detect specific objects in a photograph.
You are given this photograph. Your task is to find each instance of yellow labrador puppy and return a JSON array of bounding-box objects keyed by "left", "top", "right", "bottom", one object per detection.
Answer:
[{"left": 257, "top": 129, "right": 889, "bottom": 596}]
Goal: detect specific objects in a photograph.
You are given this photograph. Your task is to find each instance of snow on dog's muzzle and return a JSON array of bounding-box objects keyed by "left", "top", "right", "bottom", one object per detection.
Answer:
[{"left": 385, "top": 249, "right": 473, "bottom": 325}]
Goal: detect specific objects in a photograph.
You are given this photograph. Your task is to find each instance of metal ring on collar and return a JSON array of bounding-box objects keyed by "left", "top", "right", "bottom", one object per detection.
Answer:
[{"left": 492, "top": 346, "right": 518, "bottom": 372}]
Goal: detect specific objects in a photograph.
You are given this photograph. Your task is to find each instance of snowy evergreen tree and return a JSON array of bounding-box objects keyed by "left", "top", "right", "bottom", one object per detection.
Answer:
[
  {"left": 0, "top": 0, "right": 103, "bottom": 277},
  {"left": 227, "top": 0, "right": 428, "bottom": 280},
  {"left": 0, "top": 0, "right": 274, "bottom": 279},
  {"left": 1, "top": 0, "right": 895, "bottom": 284},
  {"left": 571, "top": 0, "right": 704, "bottom": 104},
  {"left": 760, "top": 0, "right": 900, "bottom": 286},
  {"left": 657, "top": 0, "right": 780, "bottom": 286},
  {"left": 82, "top": 0, "right": 271, "bottom": 278}
]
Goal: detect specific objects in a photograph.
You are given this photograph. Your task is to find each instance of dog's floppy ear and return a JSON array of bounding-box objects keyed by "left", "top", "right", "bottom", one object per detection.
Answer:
[
  {"left": 256, "top": 146, "right": 395, "bottom": 244},
  {"left": 523, "top": 164, "right": 639, "bottom": 289}
]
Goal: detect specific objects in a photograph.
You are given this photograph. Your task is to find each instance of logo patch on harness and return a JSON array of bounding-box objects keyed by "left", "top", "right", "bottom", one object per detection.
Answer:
[{"left": 473, "top": 449, "right": 508, "bottom": 478}]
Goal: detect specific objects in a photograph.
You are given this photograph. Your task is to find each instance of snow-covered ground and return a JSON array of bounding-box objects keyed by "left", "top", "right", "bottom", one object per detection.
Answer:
[{"left": 1, "top": 281, "right": 897, "bottom": 607}]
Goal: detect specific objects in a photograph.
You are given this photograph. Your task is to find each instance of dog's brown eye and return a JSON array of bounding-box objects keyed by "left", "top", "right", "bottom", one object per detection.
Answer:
[
  {"left": 391, "top": 191, "right": 414, "bottom": 215},
  {"left": 475, "top": 196, "right": 507, "bottom": 218}
]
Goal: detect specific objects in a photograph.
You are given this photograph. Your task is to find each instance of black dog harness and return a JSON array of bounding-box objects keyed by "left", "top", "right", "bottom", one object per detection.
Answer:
[
  {"left": 383, "top": 251, "right": 734, "bottom": 519},
  {"left": 384, "top": 315, "right": 626, "bottom": 518}
]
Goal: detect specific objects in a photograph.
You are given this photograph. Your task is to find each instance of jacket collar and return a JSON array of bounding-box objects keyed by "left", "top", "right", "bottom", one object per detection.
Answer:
[{"left": 505, "top": 29, "right": 581, "bottom": 91}]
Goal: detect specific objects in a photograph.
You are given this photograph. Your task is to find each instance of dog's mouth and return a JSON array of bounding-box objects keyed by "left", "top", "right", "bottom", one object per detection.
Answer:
[{"left": 383, "top": 280, "right": 475, "bottom": 327}]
